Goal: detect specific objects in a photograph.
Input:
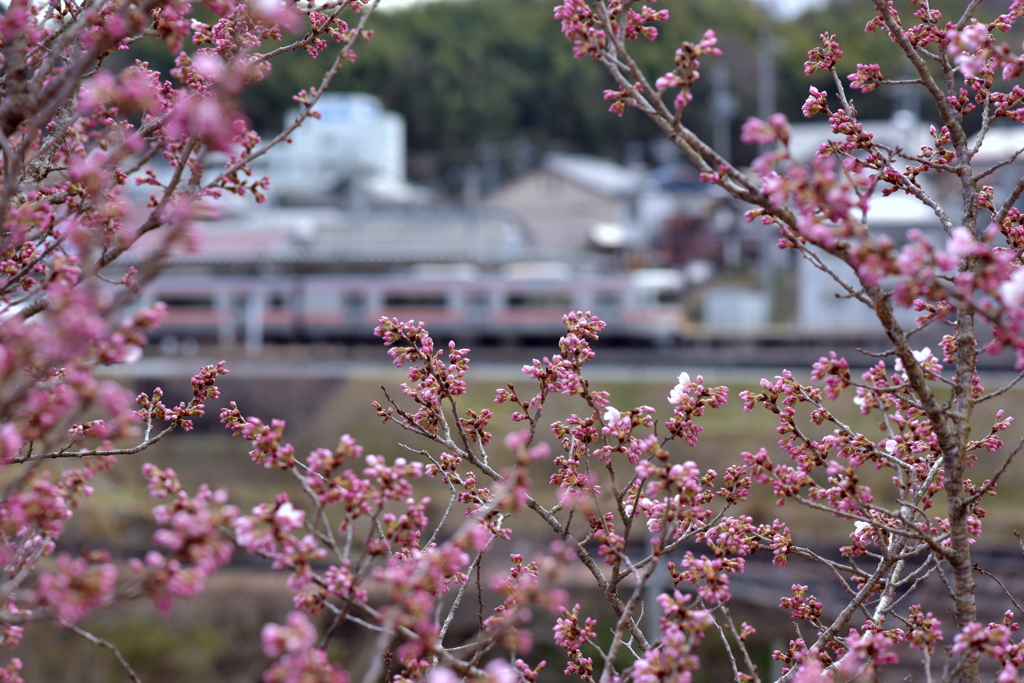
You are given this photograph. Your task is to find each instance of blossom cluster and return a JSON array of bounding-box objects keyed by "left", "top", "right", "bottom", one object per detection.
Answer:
[
  {"left": 0, "top": 0, "right": 380, "bottom": 676},
  {"left": 11, "top": 0, "right": 1024, "bottom": 680},
  {"left": 543, "top": 0, "right": 1024, "bottom": 680}
]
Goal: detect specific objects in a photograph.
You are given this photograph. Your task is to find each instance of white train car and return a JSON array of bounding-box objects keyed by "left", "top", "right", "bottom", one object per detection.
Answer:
[{"left": 138, "top": 265, "right": 688, "bottom": 350}]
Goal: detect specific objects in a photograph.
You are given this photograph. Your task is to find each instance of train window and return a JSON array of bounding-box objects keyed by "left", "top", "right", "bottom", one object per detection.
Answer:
[
  {"left": 507, "top": 293, "right": 573, "bottom": 308},
  {"left": 466, "top": 293, "right": 490, "bottom": 322},
  {"left": 657, "top": 290, "right": 681, "bottom": 304},
  {"left": 306, "top": 293, "right": 336, "bottom": 309},
  {"left": 467, "top": 293, "right": 491, "bottom": 308},
  {"left": 385, "top": 293, "right": 448, "bottom": 307},
  {"left": 595, "top": 292, "right": 621, "bottom": 308},
  {"left": 162, "top": 296, "right": 213, "bottom": 309},
  {"left": 343, "top": 292, "right": 366, "bottom": 309}
]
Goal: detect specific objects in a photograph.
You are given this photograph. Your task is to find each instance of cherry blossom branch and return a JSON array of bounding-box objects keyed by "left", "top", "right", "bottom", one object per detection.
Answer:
[
  {"left": 778, "top": 559, "right": 895, "bottom": 683},
  {"left": 437, "top": 550, "right": 484, "bottom": 644},
  {"left": 14, "top": 425, "right": 175, "bottom": 463},
  {"left": 996, "top": 173, "right": 1024, "bottom": 226},
  {"left": 963, "top": 434, "right": 1024, "bottom": 505},
  {"left": 599, "top": 550, "right": 657, "bottom": 682},
  {"left": 870, "top": 0, "right": 965, "bottom": 155},
  {"left": 249, "top": 2, "right": 356, "bottom": 66},
  {"left": 407, "top": 445, "right": 458, "bottom": 548},
  {"left": 203, "top": 0, "right": 382, "bottom": 192}
]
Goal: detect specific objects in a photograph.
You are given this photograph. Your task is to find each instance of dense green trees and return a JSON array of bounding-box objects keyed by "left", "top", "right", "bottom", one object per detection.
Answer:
[
  {"left": 240, "top": 0, "right": 999, "bottom": 173},
  {"left": 242, "top": 0, "right": 765, "bottom": 162}
]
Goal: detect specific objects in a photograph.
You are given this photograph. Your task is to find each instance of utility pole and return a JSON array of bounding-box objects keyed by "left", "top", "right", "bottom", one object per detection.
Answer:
[
  {"left": 710, "top": 62, "right": 737, "bottom": 164},
  {"left": 757, "top": 28, "right": 777, "bottom": 124},
  {"left": 757, "top": 26, "right": 781, "bottom": 313}
]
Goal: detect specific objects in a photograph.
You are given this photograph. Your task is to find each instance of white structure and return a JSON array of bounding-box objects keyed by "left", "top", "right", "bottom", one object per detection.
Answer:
[
  {"left": 265, "top": 93, "right": 423, "bottom": 203},
  {"left": 702, "top": 286, "right": 772, "bottom": 331},
  {"left": 787, "top": 110, "right": 933, "bottom": 164},
  {"left": 969, "top": 124, "right": 1024, "bottom": 165},
  {"left": 968, "top": 124, "right": 1024, "bottom": 214},
  {"left": 795, "top": 191, "right": 939, "bottom": 332},
  {"left": 775, "top": 110, "right": 950, "bottom": 332}
]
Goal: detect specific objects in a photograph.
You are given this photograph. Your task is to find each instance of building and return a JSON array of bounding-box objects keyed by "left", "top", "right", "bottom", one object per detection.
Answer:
[
  {"left": 260, "top": 92, "right": 430, "bottom": 205},
  {"left": 486, "top": 152, "right": 645, "bottom": 253}
]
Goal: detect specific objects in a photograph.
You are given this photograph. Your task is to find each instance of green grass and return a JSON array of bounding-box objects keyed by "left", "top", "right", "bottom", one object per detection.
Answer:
[{"left": 52, "top": 363, "right": 1024, "bottom": 553}]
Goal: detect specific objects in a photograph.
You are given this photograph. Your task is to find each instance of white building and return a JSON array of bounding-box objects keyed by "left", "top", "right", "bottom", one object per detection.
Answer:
[
  {"left": 795, "top": 183, "right": 942, "bottom": 332},
  {"left": 264, "top": 92, "right": 427, "bottom": 204},
  {"left": 787, "top": 109, "right": 934, "bottom": 164}
]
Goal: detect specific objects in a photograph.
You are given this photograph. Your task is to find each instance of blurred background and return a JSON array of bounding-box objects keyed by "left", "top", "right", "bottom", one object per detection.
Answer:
[
  {"left": 112, "top": 0, "right": 1024, "bottom": 357},
  {"left": 20, "top": 0, "right": 1024, "bottom": 680}
]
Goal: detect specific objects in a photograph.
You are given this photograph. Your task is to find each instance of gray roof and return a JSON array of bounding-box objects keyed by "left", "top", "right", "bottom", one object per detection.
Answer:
[
  {"left": 543, "top": 152, "right": 645, "bottom": 197},
  {"left": 117, "top": 206, "right": 588, "bottom": 268}
]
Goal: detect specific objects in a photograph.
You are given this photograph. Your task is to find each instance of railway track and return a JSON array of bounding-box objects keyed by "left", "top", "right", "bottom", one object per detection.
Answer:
[{"left": 102, "top": 330, "right": 1024, "bottom": 380}]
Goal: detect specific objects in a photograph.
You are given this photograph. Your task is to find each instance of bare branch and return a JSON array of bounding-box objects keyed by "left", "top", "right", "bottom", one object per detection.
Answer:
[{"left": 71, "top": 624, "right": 143, "bottom": 683}]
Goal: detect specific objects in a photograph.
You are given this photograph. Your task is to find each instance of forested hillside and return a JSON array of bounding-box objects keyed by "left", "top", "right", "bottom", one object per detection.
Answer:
[
  {"left": 112, "top": 0, "right": 994, "bottom": 168},
  {"left": 234, "top": 0, "right": 994, "bottom": 171}
]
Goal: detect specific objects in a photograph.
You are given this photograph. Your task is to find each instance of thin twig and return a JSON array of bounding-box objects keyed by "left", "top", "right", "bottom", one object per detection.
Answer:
[
  {"left": 14, "top": 425, "right": 176, "bottom": 463},
  {"left": 976, "top": 369, "right": 1024, "bottom": 403},
  {"left": 406, "top": 445, "right": 457, "bottom": 549},
  {"left": 438, "top": 551, "right": 484, "bottom": 644},
  {"left": 973, "top": 562, "right": 1024, "bottom": 614},
  {"left": 710, "top": 608, "right": 744, "bottom": 683},
  {"left": 964, "top": 434, "right": 1024, "bottom": 505},
  {"left": 71, "top": 624, "right": 142, "bottom": 683}
]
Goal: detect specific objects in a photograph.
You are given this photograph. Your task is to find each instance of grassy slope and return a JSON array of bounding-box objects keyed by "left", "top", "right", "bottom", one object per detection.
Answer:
[{"left": 60, "top": 363, "right": 1024, "bottom": 553}]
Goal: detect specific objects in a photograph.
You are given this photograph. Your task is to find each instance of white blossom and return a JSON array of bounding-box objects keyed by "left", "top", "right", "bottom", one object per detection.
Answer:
[
  {"left": 668, "top": 371, "right": 692, "bottom": 405},
  {"left": 1000, "top": 268, "right": 1024, "bottom": 310}
]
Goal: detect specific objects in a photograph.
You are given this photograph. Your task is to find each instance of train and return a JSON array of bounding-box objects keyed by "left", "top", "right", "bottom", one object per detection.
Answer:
[{"left": 135, "top": 264, "right": 690, "bottom": 350}]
